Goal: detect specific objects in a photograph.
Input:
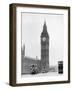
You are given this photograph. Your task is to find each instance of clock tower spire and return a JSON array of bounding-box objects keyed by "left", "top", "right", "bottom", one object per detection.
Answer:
[{"left": 40, "top": 21, "right": 49, "bottom": 73}]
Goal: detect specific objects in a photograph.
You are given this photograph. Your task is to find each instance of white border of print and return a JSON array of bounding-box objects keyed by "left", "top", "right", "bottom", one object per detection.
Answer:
[{"left": 16, "top": 7, "right": 68, "bottom": 83}]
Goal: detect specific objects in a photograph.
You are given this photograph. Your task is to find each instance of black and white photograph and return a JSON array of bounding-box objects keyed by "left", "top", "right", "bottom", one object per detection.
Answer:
[
  {"left": 9, "top": 3, "right": 70, "bottom": 86},
  {"left": 21, "top": 13, "right": 64, "bottom": 76}
]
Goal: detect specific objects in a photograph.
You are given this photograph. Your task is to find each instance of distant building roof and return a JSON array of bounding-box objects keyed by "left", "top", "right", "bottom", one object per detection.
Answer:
[{"left": 22, "top": 56, "right": 41, "bottom": 65}]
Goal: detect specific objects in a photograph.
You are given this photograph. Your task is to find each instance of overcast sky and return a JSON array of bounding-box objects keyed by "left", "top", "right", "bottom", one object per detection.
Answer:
[{"left": 22, "top": 12, "right": 64, "bottom": 65}]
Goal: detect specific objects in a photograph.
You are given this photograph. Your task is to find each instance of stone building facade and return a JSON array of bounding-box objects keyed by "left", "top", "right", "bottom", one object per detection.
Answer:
[
  {"left": 21, "top": 21, "right": 49, "bottom": 75},
  {"left": 40, "top": 21, "right": 49, "bottom": 73}
]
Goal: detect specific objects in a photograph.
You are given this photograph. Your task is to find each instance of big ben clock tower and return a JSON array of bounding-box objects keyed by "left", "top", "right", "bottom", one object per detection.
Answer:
[{"left": 41, "top": 21, "right": 49, "bottom": 73}]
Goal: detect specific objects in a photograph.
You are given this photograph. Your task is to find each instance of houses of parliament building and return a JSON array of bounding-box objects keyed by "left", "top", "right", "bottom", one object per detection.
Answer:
[{"left": 21, "top": 21, "right": 49, "bottom": 74}]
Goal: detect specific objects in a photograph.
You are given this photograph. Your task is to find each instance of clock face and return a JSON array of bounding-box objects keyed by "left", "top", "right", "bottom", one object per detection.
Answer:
[{"left": 42, "top": 37, "right": 46, "bottom": 41}]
